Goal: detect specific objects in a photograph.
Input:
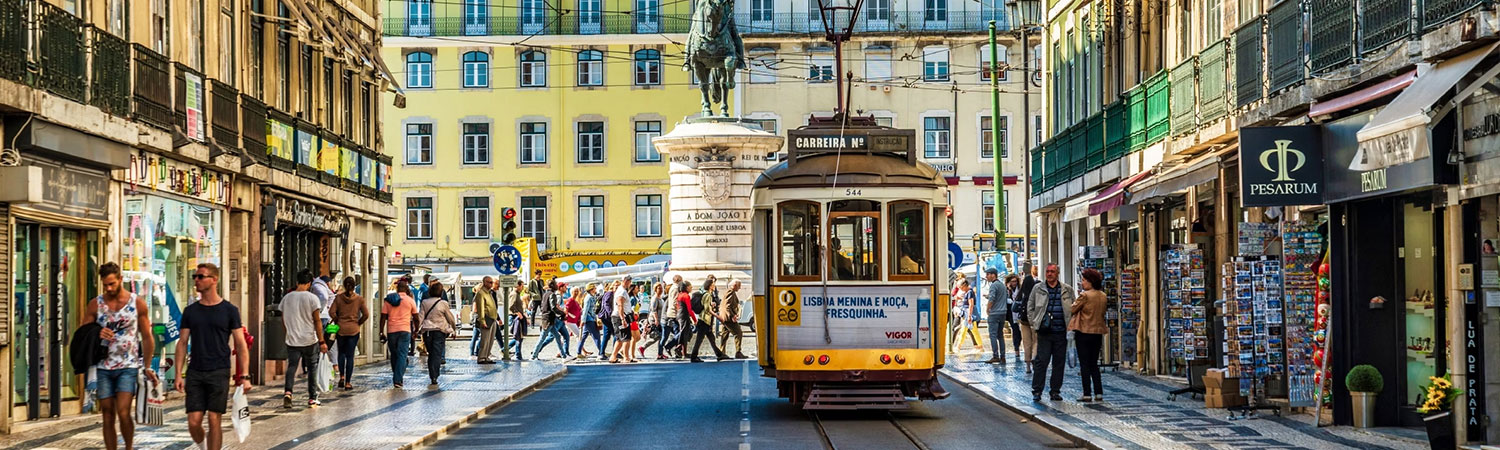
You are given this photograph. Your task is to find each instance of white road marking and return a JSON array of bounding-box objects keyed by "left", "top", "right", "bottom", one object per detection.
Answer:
[{"left": 740, "top": 360, "right": 752, "bottom": 449}]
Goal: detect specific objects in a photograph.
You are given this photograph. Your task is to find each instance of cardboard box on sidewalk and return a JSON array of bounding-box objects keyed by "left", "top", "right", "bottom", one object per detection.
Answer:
[{"left": 1202, "top": 369, "right": 1246, "bottom": 408}]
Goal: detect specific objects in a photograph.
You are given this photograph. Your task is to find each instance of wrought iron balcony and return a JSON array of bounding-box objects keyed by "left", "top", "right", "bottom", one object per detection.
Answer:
[
  {"left": 0, "top": 0, "right": 25, "bottom": 83},
  {"left": 89, "top": 28, "right": 130, "bottom": 117},
  {"left": 1425, "top": 0, "right": 1486, "bottom": 29},
  {"left": 132, "top": 44, "right": 172, "bottom": 129},
  {"left": 738, "top": 11, "right": 1011, "bottom": 35},
  {"left": 1170, "top": 57, "right": 1197, "bottom": 136},
  {"left": 211, "top": 79, "right": 239, "bottom": 151},
  {"left": 37, "top": 1, "right": 85, "bottom": 102},
  {"left": 1234, "top": 17, "right": 1265, "bottom": 107},
  {"left": 1308, "top": 0, "right": 1352, "bottom": 75},
  {"left": 383, "top": 14, "right": 692, "bottom": 37},
  {"left": 1363, "top": 0, "right": 1415, "bottom": 55}
]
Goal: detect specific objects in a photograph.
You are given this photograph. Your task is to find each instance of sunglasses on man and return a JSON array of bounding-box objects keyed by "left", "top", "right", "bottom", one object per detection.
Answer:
[{"left": 191, "top": 273, "right": 215, "bottom": 280}]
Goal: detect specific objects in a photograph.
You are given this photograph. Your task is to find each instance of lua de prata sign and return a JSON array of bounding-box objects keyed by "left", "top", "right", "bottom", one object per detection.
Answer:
[{"left": 1239, "top": 126, "right": 1324, "bottom": 207}]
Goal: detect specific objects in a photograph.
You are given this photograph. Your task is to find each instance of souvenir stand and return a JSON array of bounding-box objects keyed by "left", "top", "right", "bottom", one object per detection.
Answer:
[
  {"left": 1282, "top": 222, "right": 1323, "bottom": 408},
  {"left": 1078, "top": 246, "right": 1120, "bottom": 366},
  {"left": 1162, "top": 244, "right": 1209, "bottom": 399},
  {"left": 1119, "top": 265, "right": 1142, "bottom": 367}
]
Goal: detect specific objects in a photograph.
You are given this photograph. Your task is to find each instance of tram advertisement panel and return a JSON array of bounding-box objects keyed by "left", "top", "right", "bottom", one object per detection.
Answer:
[{"left": 772, "top": 286, "right": 931, "bottom": 350}]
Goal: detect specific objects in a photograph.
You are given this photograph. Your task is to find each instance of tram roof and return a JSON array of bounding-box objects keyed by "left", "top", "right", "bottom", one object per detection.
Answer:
[{"left": 753, "top": 152, "right": 947, "bottom": 190}]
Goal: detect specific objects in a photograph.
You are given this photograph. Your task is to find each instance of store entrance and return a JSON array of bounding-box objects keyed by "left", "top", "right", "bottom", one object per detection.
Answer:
[
  {"left": 11, "top": 224, "right": 98, "bottom": 420},
  {"left": 1396, "top": 197, "right": 1445, "bottom": 426}
]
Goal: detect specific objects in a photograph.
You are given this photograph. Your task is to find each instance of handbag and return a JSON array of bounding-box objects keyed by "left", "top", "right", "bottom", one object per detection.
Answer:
[{"left": 134, "top": 375, "right": 165, "bottom": 426}]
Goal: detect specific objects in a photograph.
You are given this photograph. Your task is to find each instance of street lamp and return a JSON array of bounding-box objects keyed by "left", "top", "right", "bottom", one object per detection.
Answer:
[{"left": 813, "top": 0, "right": 865, "bottom": 118}]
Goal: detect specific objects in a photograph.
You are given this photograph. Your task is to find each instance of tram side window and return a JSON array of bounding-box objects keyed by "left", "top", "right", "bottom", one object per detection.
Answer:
[
  {"left": 829, "top": 200, "right": 881, "bottom": 281},
  {"left": 890, "top": 201, "right": 927, "bottom": 279},
  {"left": 779, "top": 201, "right": 822, "bottom": 280}
]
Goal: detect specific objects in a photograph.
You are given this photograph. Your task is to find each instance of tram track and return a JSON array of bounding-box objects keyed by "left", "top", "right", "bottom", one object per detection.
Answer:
[{"left": 808, "top": 410, "right": 932, "bottom": 450}]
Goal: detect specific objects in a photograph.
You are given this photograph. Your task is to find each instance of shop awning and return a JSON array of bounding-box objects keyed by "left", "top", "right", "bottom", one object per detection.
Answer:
[
  {"left": 1354, "top": 42, "right": 1500, "bottom": 171},
  {"left": 1307, "top": 70, "right": 1416, "bottom": 118},
  {"left": 1088, "top": 169, "right": 1154, "bottom": 216},
  {"left": 1061, "top": 194, "right": 1095, "bottom": 222},
  {"left": 1129, "top": 150, "right": 1226, "bottom": 205}
]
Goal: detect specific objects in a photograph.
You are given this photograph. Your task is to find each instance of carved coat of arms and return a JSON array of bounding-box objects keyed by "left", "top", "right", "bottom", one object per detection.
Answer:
[{"left": 696, "top": 147, "right": 736, "bottom": 204}]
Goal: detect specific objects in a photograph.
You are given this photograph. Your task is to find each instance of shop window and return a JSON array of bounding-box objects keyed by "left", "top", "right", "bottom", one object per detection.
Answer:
[
  {"left": 462, "top": 196, "right": 490, "bottom": 239},
  {"left": 889, "top": 201, "right": 928, "bottom": 280},
  {"left": 406, "top": 197, "right": 433, "bottom": 239},
  {"left": 635, "top": 194, "right": 662, "bottom": 237},
  {"left": 578, "top": 195, "right": 604, "bottom": 238},
  {"left": 778, "top": 201, "right": 822, "bottom": 281},
  {"left": 829, "top": 199, "right": 881, "bottom": 281}
]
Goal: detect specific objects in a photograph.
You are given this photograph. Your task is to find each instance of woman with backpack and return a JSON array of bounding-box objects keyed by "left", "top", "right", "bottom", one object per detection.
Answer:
[
  {"left": 417, "top": 283, "right": 456, "bottom": 388},
  {"left": 531, "top": 287, "right": 571, "bottom": 360}
]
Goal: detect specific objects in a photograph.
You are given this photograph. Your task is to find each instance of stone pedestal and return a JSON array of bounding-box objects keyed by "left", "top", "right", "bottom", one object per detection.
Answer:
[{"left": 652, "top": 119, "right": 783, "bottom": 279}]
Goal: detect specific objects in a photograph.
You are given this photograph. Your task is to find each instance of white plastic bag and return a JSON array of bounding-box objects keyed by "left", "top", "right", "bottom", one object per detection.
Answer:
[
  {"left": 231, "top": 386, "right": 251, "bottom": 443},
  {"left": 315, "top": 354, "right": 334, "bottom": 394}
]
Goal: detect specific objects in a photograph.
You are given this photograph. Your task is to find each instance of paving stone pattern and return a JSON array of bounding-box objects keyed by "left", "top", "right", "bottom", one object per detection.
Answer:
[
  {"left": 2, "top": 341, "right": 563, "bottom": 450},
  {"left": 941, "top": 355, "right": 1427, "bottom": 450}
]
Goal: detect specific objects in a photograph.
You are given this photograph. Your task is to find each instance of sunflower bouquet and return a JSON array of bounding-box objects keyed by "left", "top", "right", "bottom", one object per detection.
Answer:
[{"left": 1416, "top": 373, "right": 1462, "bottom": 414}]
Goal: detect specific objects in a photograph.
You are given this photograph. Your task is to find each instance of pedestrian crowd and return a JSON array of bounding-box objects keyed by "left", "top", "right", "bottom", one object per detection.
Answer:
[{"left": 949, "top": 262, "right": 1110, "bottom": 404}]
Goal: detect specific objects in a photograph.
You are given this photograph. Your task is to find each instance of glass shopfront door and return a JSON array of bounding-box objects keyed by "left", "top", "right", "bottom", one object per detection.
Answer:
[{"left": 11, "top": 224, "right": 97, "bottom": 419}]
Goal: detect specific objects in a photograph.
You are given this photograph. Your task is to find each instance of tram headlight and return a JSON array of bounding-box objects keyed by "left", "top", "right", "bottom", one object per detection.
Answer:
[
  {"left": 893, "top": 354, "right": 907, "bottom": 364},
  {"left": 880, "top": 354, "right": 892, "bottom": 365},
  {"left": 803, "top": 355, "right": 815, "bottom": 365},
  {"left": 818, "top": 355, "right": 831, "bottom": 365}
]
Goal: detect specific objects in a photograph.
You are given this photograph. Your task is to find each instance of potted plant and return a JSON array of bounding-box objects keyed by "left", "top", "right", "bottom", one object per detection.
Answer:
[
  {"left": 1345, "top": 364, "right": 1383, "bottom": 428},
  {"left": 1416, "top": 373, "right": 1461, "bottom": 450}
]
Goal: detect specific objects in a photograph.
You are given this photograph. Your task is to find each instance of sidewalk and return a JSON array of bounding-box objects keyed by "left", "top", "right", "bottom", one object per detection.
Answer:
[
  {"left": 1, "top": 341, "right": 565, "bottom": 450},
  {"left": 940, "top": 353, "right": 1427, "bottom": 450}
]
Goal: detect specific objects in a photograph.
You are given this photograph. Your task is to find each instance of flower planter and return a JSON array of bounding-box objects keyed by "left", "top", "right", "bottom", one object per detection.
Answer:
[
  {"left": 1351, "top": 391, "right": 1377, "bottom": 428},
  {"left": 1422, "top": 411, "right": 1454, "bottom": 450}
]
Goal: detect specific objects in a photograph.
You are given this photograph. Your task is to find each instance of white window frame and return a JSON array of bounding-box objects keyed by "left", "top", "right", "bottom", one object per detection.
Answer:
[
  {"left": 866, "top": 0, "right": 890, "bottom": 22},
  {"left": 462, "top": 122, "right": 490, "bottom": 164},
  {"left": 577, "top": 50, "right": 603, "bottom": 86},
  {"left": 634, "top": 49, "right": 661, "bottom": 86},
  {"left": 749, "top": 50, "right": 776, "bottom": 84},
  {"left": 923, "top": 0, "right": 947, "bottom": 22},
  {"left": 634, "top": 120, "right": 662, "bottom": 162},
  {"left": 406, "top": 197, "right": 434, "bottom": 240},
  {"left": 981, "top": 190, "right": 995, "bottom": 233},
  {"left": 405, "top": 123, "right": 433, "bottom": 165},
  {"left": 464, "top": 0, "right": 487, "bottom": 34},
  {"left": 520, "top": 51, "right": 546, "bottom": 87},
  {"left": 520, "top": 122, "right": 547, "bottom": 164},
  {"left": 808, "top": 54, "right": 834, "bottom": 83},
  {"left": 462, "top": 51, "right": 489, "bottom": 88},
  {"left": 980, "top": 44, "right": 1008, "bottom": 82},
  {"left": 635, "top": 194, "right": 662, "bottom": 237},
  {"left": 750, "top": 0, "right": 774, "bottom": 23},
  {"left": 463, "top": 196, "right": 491, "bottom": 239},
  {"left": 578, "top": 195, "right": 605, "bottom": 238},
  {"left": 923, "top": 116, "right": 951, "bottom": 159},
  {"left": 578, "top": 0, "right": 602, "bottom": 33},
  {"left": 406, "top": 52, "right": 433, "bottom": 88},
  {"left": 520, "top": 196, "right": 548, "bottom": 242},
  {"left": 864, "top": 47, "right": 892, "bottom": 83},
  {"left": 922, "top": 46, "right": 950, "bottom": 82},
  {"left": 577, "top": 121, "right": 605, "bottom": 163}
]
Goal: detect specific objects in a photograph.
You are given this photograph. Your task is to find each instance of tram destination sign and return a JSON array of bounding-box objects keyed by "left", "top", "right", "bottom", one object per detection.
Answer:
[{"left": 787, "top": 128, "right": 916, "bottom": 161}]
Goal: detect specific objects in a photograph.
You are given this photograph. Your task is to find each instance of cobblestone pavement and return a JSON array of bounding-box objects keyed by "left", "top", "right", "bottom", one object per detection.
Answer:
[
  {"left": 2, "top": 341, "right": 564, "bottom": 450},
  {"left": 940, "top": 352, "right": 1427, "bottom": 450}
]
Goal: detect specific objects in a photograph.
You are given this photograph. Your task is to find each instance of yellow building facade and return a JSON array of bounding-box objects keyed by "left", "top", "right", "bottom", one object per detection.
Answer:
[{"left": 380, "top": 0, "right": 710, "bottom": 264}]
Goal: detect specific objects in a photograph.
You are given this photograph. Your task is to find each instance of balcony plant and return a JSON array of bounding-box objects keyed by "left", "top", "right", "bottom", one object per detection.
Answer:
[
  {"left": 1416, "top": 373, "right": 1460, "bottom": 450},
  {"left": 1344, "top": 364, "right": 1382, "bottom": 428}
]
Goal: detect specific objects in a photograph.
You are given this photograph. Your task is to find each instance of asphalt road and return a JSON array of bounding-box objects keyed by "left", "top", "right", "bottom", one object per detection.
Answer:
[{"left": 429, "top": 360, "right": 1081, "bottom": 450}]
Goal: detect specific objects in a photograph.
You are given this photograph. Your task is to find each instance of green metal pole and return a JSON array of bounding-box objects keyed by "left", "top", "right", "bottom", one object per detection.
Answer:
[{"left": 988, "top": 21, "right": 1005, "bottom": 251}]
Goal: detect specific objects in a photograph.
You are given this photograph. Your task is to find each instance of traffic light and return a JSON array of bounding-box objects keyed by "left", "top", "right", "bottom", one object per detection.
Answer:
[
  {"left": 500, "top": 207, "right": 518, "bottom": 245},
  {"left": 945, "top": 206, "right": 955, "bottom": 242}
]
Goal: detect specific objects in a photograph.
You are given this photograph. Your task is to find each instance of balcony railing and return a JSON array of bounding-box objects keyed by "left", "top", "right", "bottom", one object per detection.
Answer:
[
  {"left": 1104, "top": 100, "right": 1127, "bottom": 160},
  {"left": 1084, "top": 112, "right": 1105, "bottom": 171},
  {"left": 1426, "top": 0, "right": 1486, "bottom": 29},
  {"left": 1309, "top": 0, "right": 1353, "bottom": 75},
  {"left": 1170, "top": 57, "right": 1197, "bottom": 136},
  {"left": 1127, "top": 84, "right": 1147, "bottom": 151},
  {"left": 133, "top": 44, "right": 172, "bottom": 129},
  {"left": 37, "top": 1, "right": 85, "bottom": 102},
  {"left": 211, "top": 79, "right": 239, "bottom": 150},
  {"left": 90, "top": 29, "right": 130, "bottom": 116},
  {"left": 1363, "top": 0, "right": 1415, "bottom": 53},
  {"left": 384, "top": 14, "right": 692, "bottom": 37},
  {"left": 241, "top": 95, "right": 268, "bottom": 164},
  {"left": 1199, "top": 39, "right": 1230, "bottom": 121},
  {"left": 1031, "top": 143, "right": 1045, "bottom": 192},
  {"left": 738, "top": 11, "right": 1010, "bottom": 34},
  {"left": 1235, "top": 17, "right": 1265, "bottom": 107},
  {"left": 1145, "top": 71, "right": 1170, "bottom": 144},
  {"left": 0, "top": 0, "right": 26, "bottom": 83}
]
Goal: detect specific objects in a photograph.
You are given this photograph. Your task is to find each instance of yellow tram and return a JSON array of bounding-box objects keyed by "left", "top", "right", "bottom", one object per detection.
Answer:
[{"left": 750, "top": 119, "right": 952, "bottom": 409}]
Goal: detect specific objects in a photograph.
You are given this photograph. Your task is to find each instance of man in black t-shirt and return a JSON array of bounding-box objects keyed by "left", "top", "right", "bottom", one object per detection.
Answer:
[{"left": 174, "top": 263, "right": 251, "bottom": 450}]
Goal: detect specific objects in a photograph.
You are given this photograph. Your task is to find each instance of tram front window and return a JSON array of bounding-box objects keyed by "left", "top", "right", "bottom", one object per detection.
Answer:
[
  {"left": 829, "top": 215, "right": 880, "bottom": 281},
  {"left": 890, "top": 201, "right": 928, "bottom": 279},
  {"left": 779, "top": 201, "right": 822, "bottom": 280}
]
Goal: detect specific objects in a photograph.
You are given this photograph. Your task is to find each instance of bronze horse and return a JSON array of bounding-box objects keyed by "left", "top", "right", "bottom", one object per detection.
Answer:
[{"left": 684, "top": 0, "right": 745, "bottom": 116}]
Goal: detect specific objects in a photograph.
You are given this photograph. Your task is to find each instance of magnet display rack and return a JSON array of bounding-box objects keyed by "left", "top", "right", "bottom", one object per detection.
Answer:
[
  {"left": 1078, "top": 246, "right": 1119, "bottom": 366},
  {"left": 1120, "top": 265, "right": 1142, "bottom": 366},
  {"left": 1282, "top": 222, "right": 1322, "bottom": 408}
]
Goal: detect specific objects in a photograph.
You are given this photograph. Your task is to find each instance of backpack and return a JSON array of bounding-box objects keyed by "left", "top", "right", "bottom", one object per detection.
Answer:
[
  {"left": 690, "top": 291, "right": 706, "bottom": 316},
  {"left": 600, "top": 291, "right": 615, "bottom": 317},
  {"left": 589, "top": 294, "right": 604, "bottom": 318}
]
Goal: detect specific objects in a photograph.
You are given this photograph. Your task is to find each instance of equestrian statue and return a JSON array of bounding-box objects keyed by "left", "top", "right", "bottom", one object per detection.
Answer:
[{"left": 684, "top": 0, "right": 745, "bottom": 117}]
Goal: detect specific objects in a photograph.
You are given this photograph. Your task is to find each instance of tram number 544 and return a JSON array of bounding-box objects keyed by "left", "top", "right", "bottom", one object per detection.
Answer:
[{"left": 843, "top": 188, "right": 863, "bottom": 196}]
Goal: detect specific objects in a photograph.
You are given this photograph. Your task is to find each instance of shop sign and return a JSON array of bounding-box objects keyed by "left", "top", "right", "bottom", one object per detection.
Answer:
[
  {"left": 184, "top": 72, "right": 205, "bottom": 142},
  {"left": 274, "top": 197, "right": 346, "bottom": 232},
  {"left": 1239, "top": 126, "right": 1324, "bottom": 206},
  {"left": 1461, "top": 94, "right": 1500, "bottom": 158},
  {"left": 125, "top": 151, "right": 231, "bottom": 205},
  {"left": 1321, "top": 110, "right": 1456, "bottom": 203},
  {"left": 1352, "top": 126, "right": 1426, "bottom": 171},
  {"left": 929, "top": 162, "right": 956, "bottom": 174},
  {"left": 1464, "top": 292, "right": 1488, "bottom": 441},
  {"left": 28, "top": 159, "right": 109, "bottom": 222}
]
